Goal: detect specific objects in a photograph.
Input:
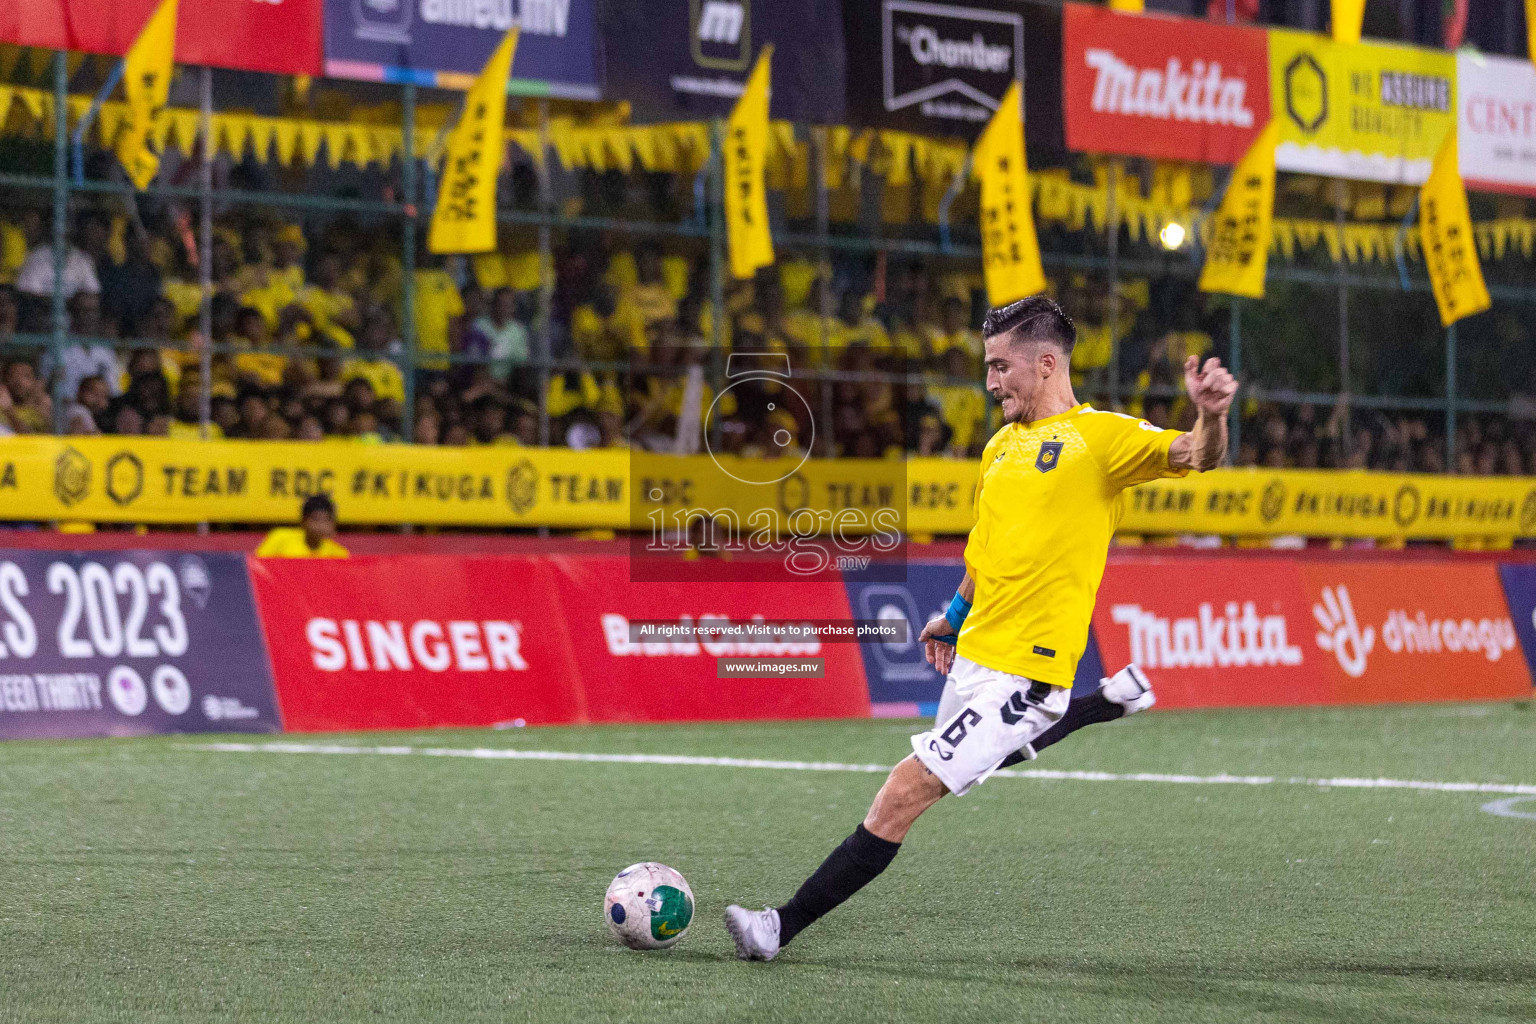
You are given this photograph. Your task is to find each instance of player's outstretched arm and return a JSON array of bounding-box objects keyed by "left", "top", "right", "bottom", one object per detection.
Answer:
[
  {"left": 918, "top": 571, "right": 974, "bottom": 676},
  {"left": 1169, "top": 355, "right": 1239, "bottom": 472}
]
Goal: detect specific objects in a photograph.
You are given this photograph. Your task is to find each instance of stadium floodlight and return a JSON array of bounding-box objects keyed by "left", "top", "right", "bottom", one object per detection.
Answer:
[{"left": 1159, "top": 221, "right": 1187, "bottom": 250}]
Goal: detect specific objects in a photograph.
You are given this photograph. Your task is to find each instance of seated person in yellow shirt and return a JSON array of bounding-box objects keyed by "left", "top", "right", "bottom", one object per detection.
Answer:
[
  {"left": 133, "top": 296, "right": 194, "bottom": 393},
  {"left": 230, "top": 307, "right": 290, "bottom": 389},
  {"left": 929, "top": 347, "right": 988, "bottom": 457},
  {"left": 166, "top": 379, "right": 221, "bottom": 441},
  {"left": 256, "top": 494, "right": 350, "bottom": 559},
  {"left": 627, "top": 243, "right": 679, "bottom": 337},
  {"left": 571, "top": 284, "right": 638, "bottom": 364},
  {"left": 926, "top": 295, "right": 982, "bottom": 368},
  {"left": 299, "top": 252, "right": 361, "bottom": 349},
  {"left": 341, "top": 308, "right": 406, "bottom": 403},
  {"left": 829, "top": 288, "right": 891, "bottom": 356},
  {"left": 270, "top": 225, "right": 306, "bottom": 293}
]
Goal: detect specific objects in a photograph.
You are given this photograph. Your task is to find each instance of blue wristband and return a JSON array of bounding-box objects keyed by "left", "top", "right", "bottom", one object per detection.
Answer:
[{"left": 944, "top": 591, "right": 971, "bottom": 632}]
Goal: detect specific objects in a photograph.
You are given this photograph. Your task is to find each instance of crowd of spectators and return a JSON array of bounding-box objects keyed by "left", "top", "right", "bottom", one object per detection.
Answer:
[
  {"left": 1230, "top": 403, "right": 1536, "bottom": 476},
  {"left": 0, "top": 201, "right": 1531, "bottom": 475}
]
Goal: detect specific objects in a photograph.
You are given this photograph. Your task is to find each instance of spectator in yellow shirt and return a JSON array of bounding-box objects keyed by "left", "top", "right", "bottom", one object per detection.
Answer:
[
  {"left": 256, "top": 494, "right": 350, "bottom": 558},
  {"left": 926, "top": 296, "right": 982, "bottom": 367},
  {"left": 627, "top": 244, "right": 678, "bottom": 342},
  {"left": 342, "top": 309, "right": 406, "bottom": 403},
  {"left": 412, "top": 260, "right": 464, "bottom": 372},
  {"left": 230, "top": 307, "right": 289, "bottom": 389},
  {"left": 929, "top": 348, "right": 987, "bottom": 456},
  {"left": 828, "top": 288, "right": 890, "bottom": 355},
  {"left": 299, "top": 253, "right": 361, "bottom": 349}
]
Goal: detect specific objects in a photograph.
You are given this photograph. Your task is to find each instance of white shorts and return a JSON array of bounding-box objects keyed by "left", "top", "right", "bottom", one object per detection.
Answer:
[{"left": 911, "top": 655, "right": 1069, "bottom": 797}]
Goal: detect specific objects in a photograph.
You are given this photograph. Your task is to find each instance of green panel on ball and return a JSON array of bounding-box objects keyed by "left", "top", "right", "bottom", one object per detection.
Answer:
[{"left": 648, "top": 885, "right": 693, "bottom": 940}]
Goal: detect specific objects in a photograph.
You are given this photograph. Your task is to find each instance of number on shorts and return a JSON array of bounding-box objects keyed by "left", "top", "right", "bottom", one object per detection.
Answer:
[{"left": 940, "top": 708, "right": 982, "bottom": 747}]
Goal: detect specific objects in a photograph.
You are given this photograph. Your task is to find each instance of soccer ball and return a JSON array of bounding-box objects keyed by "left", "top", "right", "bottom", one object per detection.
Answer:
[{"left": 604, "top": 862, "right": 695, "bottom": 950}]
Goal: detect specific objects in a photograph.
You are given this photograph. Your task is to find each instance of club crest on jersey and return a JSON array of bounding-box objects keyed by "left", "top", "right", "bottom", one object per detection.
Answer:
[{"left": 1035, "top": 441, "right": 1063, "bottom": 472}]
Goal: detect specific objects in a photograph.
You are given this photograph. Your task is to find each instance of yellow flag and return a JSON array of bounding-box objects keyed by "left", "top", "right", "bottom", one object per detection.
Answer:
[
  {"left": 1199, "top": 120, "right": 1279, "bottom": 299},
  {"left": 428, "top": 29, "right": 518, "bottom": 254},
  {"left": 1108, "top": 0, "right": 1144, "bottom": 11},
  {"left": 974, "top": 82, "right": 1045, "bottom": 307},
  {"left": 1529, "top": 0, "right": 1536, "bottom": 65},
  {"left": 115, "top": 0, "right": 178, "bottom": 191},
  {"left": 724, "top": 46, "right": 774, "bottom": 280},
  {"left": 1331, "top": 0, "right": 1365, "bottom": 43},
  {"left": 1419, "top": 130, "right": 1491, "bottom": 327}
]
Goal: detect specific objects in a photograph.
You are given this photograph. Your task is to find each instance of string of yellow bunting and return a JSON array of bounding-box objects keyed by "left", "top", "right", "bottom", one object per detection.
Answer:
[{"left": 0, "top": 82, "right": 1531, "bottom": 267}]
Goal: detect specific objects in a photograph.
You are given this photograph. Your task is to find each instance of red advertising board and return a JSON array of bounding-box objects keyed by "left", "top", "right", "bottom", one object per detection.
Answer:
[
  {"left": 1062, "top": 4, "right": 1270, "bottom": 165},
  {"left": 1295, "top": 562, "right": 1530, "bottom": 704},
  {"left": 250, "top": 554, "right": 870, "bottom": 732},
  {"left": 546, "top": 555, "right": 872, "bottom": 724},
  {"left": 0, "top": 0, "right": 322, "bottom": 76},
  {"left": 249, "top": 556, "right": 586, "bottom": 732},
  {"left": 1092, "top": 556, "right": 1530, "bottom": 709},
  {"left": 1092, "top": 557, "right": 1325, "bottom": 709}
]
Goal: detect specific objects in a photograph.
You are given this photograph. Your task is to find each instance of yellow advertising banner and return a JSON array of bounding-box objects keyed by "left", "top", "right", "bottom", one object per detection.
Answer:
[
  {"left": 1199, "top": 120, "right": 1280, "bottom": 299},
  {"left": 974, "top": 82, "right": 1046, "bottom": 306},
  {"left": 2, "top": 437, "right": 628, "bottom": 529},
  {"left": 3, "top": 438, "right": 1535, "bottom": 540},
  {"left": 1420, "top": 130, "right": 1492, "bottom": 326},
  {"left": 724, "top": 47, "right": 775, "bottom": 280},
  {"left": 1113, "top": 467, "right": 1536, "bottom": 540},
  {"left": 1269, "top": 30, "right": 1455, "bottom": 184},
  {"left": 903, "top": 462, "right": 1536, "bottom": 540},
  {"left": 428, "top": 28, "right": 518, "bottom": 255},
  {"left": 115, "top": 0, "right": 178, "bottom": 191}
]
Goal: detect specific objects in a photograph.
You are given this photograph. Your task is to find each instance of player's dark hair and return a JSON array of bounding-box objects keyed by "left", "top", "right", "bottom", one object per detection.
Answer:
[
  {"left": 980, "top": 295, "right": 1075, "bottom": 356},
  {"left": 301, "top": 493, "right": 336, "bottom": 521}
]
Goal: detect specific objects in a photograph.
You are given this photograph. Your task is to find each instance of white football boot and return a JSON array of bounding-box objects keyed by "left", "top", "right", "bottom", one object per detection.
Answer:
[
  {"left": 724, "top": 905, "right": 781, "bottom": 961},
  {"left": 1102, "top": 664, "right": 1156, "bottom": 715}
]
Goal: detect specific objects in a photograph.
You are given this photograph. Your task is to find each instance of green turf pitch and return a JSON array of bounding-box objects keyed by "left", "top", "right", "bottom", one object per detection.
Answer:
[{"left": 1, "top": 702, "right": 1533, "bottom": 1023}]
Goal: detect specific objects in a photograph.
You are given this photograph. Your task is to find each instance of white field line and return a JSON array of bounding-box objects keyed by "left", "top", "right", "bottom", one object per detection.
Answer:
[{"left": 189, "top": 742, "right": 1536, "bottom": 797}]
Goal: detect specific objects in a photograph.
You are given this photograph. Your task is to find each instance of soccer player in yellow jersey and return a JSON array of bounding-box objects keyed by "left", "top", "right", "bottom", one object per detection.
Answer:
[{"left": 726, "top": 295, "right": 1238, "bottom": 961}]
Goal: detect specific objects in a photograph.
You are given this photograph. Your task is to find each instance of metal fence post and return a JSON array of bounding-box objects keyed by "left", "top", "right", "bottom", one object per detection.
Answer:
[
  {"left": 1446, "top": 322, "right": 1457, "bottom": 470},
  {"left": 1336, "top": 202, "right": 1350, "bottom": 458},
  {"left": 813, "top": 126, "right": 834, "bottom": 455},
  {"left": 401, "top": 81, "right": 418, "bottom": 445},
  {"left": 707, "top": 119, "right": 726, "bottom": 406},
  {"left": 536, "top": 97, "right": 553, "bottom": 448},
  {"left": 50, "top": 51, "right": 69, "bottom": 434},
  {"left": 198, "top": 67, "right": 214, "bottom": 442}
]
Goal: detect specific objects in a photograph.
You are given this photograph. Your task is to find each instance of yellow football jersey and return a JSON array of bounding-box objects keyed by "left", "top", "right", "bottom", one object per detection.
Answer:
[
  {"left": 958, "top": 404, "right": 1186, "bottom": 686},
  {"left": 255, "top": 528, "right": 350, "bottom": 559}
]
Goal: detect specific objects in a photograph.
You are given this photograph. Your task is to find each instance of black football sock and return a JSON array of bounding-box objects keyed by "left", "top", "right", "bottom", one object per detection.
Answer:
[
  {"left": 775, "top": 824, "right": 900, "bottom": 946},
  {"left": 996, "top": 690, "right": 1126, "bottom": 769}
]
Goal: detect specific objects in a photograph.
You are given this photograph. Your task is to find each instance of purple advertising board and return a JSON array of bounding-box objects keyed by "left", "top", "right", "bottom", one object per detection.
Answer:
[
  {"left": 323, "top": 0, "right": 599, "bottom": 99},
  {"left": 844, "top": 559, "right": 1104, "bottom": 718},
  {"left": 1497, "top": 564, "right": 1536, "bottom": 689},
  {"left": 0, "top": 551, "right": 281, "bottom": 740}
]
